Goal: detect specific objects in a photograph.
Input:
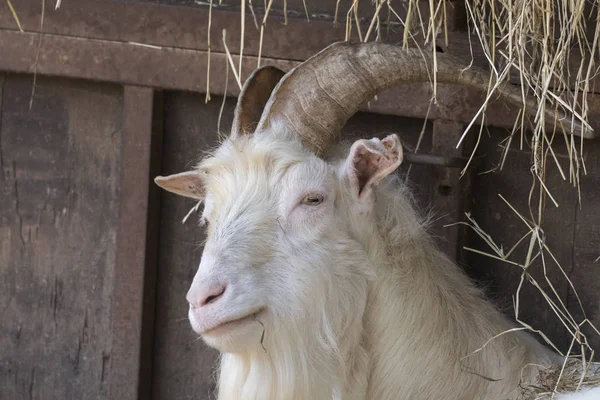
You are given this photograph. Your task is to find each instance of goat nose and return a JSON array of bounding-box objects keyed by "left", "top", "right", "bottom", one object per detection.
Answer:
[{"left": 186, "top": 283, "right": 227, "bottom": 308}]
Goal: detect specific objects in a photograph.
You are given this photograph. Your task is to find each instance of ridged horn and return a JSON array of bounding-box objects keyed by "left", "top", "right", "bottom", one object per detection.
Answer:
[{"left": 255, "top": 41, "right": 589, "bottom": 156}]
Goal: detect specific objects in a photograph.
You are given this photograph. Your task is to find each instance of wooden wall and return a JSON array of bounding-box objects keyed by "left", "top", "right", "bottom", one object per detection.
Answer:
[
  {"left": 0, "top": 74, "right": 122, "bottom": 399},
  {"left": 0, "top": 0, "right": 598, "bottom": 399}
]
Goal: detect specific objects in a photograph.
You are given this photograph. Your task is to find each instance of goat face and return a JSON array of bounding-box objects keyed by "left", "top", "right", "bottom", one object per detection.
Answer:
[
  {"left": 190, "top": 132, "right": 338, "bottom": 353},
  {"left": 155, "top": 127, "right": 404, "bottom": 354}
]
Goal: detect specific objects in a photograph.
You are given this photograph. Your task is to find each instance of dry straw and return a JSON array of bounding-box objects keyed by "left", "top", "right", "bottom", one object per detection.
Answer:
[
  {"left": 519, "top": 359, "right": 600, "bottom": 399},
  {"left": 6, "top": 0, "right": 23, "bottom": 32}
]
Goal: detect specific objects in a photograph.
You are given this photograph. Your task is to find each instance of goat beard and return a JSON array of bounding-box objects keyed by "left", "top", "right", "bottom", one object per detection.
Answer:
[
  {"left": 216, "top": 315, "right": 340, "bottom": 399},
  {"left": 216, "top": 276, "right": 370, "bottom": 400}
]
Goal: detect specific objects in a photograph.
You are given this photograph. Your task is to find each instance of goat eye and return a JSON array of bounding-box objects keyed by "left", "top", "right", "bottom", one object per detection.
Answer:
[{"left": 301, "top": 194, "right": 324, "bottom": 206}]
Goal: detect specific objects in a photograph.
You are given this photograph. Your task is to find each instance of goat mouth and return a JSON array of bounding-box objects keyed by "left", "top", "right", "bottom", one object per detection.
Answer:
[{"left": 201, "top": 309, "right": 265, "bottom": 336}]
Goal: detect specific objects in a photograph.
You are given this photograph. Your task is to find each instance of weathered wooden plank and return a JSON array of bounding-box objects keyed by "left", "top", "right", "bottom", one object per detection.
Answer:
[
  {"left": 0, "top": 73, "right": 4, "bottom": 171},
  {"left": 429, "top": 119, "right": 471, "bottom": 263},
  {"left": 139, "top": 89, "right": 164, "bottom": 399},
  {"left": 370, "top": 83, "right": 599, "bottom": 139},
  {"left": 152, "top": 92, "right": 231, "bottom": 400},
  {"left": 568, "top": 138, "right": 600, "bottom": 352},
  {"left": 0, "top": 0, "right": 387, "bottom": 62},
  {"left": 0, "top": 0, "right": 446, "bottom": 62},
  {"left": 1, "top": 29, "right": 598, "bottom": 136},
  {"left": 0, "top": 0, "right": 595, "bottom": 91},
  {"left": 0, "top": 74, "right": 122, "bottom": 399},
  {"left": 0, "top": 29, "right": 300, "bottom": 100},
  {"left": 130, "top": 0, "right": 448, "bottom": 22},
  {"left": 110, "top": 86, "right": 162, "bottom": 400}
]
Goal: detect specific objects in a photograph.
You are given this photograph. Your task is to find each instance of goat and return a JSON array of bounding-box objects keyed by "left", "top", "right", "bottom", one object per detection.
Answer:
[{"left": 155, "top": 42, "right": 596, "bottom": 399}]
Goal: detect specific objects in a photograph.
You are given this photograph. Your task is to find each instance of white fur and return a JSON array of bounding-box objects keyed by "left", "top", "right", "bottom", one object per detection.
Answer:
[
  {"left": 182, "top": 124, "right": 590, "bottom": 400},
  {"left": 557, "top": 387, "right": 600, "bottom": 400}
]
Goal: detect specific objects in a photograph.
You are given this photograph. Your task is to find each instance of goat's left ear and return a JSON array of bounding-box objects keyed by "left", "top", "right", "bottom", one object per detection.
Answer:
[
  {"left": 232, "top": 66, "right": 286, "bottom": 136},
  {"left": 343, "top": 134, "right": 403, "bottom": 199},
  {"left": 154, "top": 171, "right": 205, "bottom": 200}
]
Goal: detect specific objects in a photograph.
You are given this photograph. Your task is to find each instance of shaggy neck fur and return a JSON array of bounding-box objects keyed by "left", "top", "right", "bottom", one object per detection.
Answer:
[
  {"left": 360, "top": 179, "right": 558, "bottom": 399},
  {"left": 214, "top": 140, "right": 557, "bottom": 400}
]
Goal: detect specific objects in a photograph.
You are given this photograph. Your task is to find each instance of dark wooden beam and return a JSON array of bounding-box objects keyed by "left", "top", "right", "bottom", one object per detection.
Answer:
[
  {"left": 1, "top": 29, "right": 598, "bottom": 136},
  {"left": 0, "top": 0, "right": 596, "bottom": 91},
  {"left": 0, "top": 0, "right": 399, "bottom": 62},
  {"left": 0, "top": 29, "right": 299, "bottom": 96},
  {"left": 0, "top": 73, "right": 4, "bottom": 172},
  {"left": 110, "top": 86, "right": 163, "bottom": 400},
  {"left": 429, "top": 120, "right": 472, "bottom": 264}
]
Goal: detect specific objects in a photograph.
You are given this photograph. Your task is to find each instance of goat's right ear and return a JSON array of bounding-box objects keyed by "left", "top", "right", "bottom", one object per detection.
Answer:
[
  {"left": 343, "top": 134, "right": 403, "bottom": 199},
  {"left": 231, "top": 66, "right": 286, "bottom": 136},
  {"left": 154, "top": 171, "right": 205, "bottom": 200}
]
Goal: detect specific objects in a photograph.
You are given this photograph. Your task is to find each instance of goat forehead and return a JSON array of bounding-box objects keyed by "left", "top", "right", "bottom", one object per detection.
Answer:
[
  {"left": 202, "top": 156, "right": 293, "bottom": 207},
  {"left": 198, "top": 138, "right": 298, "bottom": 220},
  {"left": 202, "top": 184, "right": 277, "bottom": 258},
  {"left": 200, "top": 132, "right": 325, "bottom": 194}
]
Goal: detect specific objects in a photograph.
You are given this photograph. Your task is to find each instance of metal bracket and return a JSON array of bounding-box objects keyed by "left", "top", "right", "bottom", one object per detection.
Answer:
[{"left": 404, "top": 151, "right": 483, "bottom": 170}]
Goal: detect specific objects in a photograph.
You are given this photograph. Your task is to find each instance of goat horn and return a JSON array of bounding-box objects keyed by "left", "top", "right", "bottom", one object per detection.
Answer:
[
  {"left": 231, "top": 66, "right": 286, "bottom": 138},
  {"left": 255, "top": 41, "right": 589, "bottom": 156}
]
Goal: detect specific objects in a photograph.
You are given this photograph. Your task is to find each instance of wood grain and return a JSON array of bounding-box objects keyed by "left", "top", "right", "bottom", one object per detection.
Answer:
[{"left": 0, "top": 74, "right": 122, "bottom": 399}]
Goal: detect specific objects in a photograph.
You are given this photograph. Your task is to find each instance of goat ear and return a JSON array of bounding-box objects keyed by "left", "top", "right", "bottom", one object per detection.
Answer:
[
  {"left": 344, "top": 134, "right": 403, "bottom": 198},
  {"left": 154, "top": 171, "right": 205, "bottom": 200},
  {"left": 231, "top": 66, "right": 286, "bottom": 136}
]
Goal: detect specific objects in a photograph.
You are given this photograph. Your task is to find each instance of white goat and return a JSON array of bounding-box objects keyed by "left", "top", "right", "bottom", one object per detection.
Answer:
[{"left": 155, "top": 42, "right": 596, "bottom": 400}]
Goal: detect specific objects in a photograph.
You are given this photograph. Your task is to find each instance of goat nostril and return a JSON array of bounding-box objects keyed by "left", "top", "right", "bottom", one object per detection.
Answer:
[
  {"left": 188, "top": 284, "right": 228, "bottom": 308},
  {"left": 201, "top": 285, "right": 226, "bottom": 306}
]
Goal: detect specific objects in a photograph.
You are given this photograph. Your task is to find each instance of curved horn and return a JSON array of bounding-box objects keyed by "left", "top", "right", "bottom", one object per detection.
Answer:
[
  {"left": 256, "top": 41, "right": 588, "bottom": 156},
  {"left": 231, "top": 65, "right": 286, "bottom": 137}
]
